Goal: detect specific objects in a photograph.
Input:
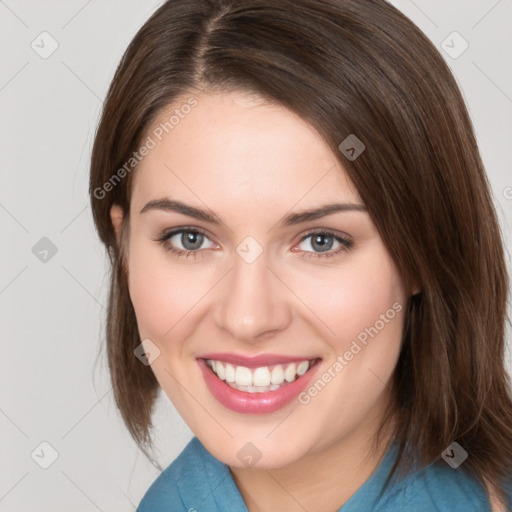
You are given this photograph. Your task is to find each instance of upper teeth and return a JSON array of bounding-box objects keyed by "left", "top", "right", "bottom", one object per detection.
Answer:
[{"left": 206, "top": 359, "right": 313, "bottom": 387}]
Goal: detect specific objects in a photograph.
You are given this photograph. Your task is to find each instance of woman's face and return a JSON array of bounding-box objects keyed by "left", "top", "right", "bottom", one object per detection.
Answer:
[{"left": 112, "top": 90, "right": 412, "bottom": 469}]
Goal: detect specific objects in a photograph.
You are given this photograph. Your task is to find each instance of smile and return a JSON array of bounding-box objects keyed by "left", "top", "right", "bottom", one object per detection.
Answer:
[{"left": 197, "top": 355, "right": 322, "bottom": 414}]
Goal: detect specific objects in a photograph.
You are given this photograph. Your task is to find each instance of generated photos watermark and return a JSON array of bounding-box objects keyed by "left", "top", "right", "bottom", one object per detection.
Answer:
[
  {"left": 93, "top": 97, "right": 198, "bottom": 200},
  {"left": 298, "top": 301, "right": 403, "bottom": 405}
]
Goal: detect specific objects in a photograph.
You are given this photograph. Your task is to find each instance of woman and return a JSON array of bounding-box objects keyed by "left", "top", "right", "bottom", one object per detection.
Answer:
[{"left": 89, "top": 0, "right": 512, "bottom": 510}]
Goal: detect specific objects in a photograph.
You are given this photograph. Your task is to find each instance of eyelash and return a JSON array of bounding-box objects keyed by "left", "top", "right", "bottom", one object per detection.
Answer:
[{"left": 154, "top": 226, "right": 354, "bottom": 260}]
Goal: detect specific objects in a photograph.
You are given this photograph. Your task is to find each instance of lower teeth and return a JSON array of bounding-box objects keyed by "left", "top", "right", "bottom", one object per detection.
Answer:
[
  {"left": 208, "top": 367, "right": 294, "bottom": 393},
  {"left": 225, "top": 381, "right": 290, "bottom": 393}
]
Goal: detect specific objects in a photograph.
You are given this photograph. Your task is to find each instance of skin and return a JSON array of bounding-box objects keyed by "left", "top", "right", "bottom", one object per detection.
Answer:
[{"left": 109, "top": 89, "right": 452, "bottom": 511}]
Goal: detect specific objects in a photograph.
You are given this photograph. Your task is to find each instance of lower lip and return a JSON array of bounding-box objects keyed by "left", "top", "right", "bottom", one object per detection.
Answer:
[{"left": 197, "top": 358, "right": 321, "bottom": 414}]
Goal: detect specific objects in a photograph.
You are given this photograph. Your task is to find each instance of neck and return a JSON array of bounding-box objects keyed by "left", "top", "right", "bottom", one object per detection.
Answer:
[{"left": 230, "top": 399, "right": 396, "bottom": 512}]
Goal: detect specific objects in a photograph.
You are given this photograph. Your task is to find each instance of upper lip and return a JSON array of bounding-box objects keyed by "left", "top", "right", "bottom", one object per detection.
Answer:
[{"left": 197, "top": 353, "right": 320, "bottom": 368}]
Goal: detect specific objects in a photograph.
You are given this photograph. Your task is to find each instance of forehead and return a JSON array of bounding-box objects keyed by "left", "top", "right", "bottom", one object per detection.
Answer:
[{"left": 131, "top": 90, "right": 361, "bottom": 212}]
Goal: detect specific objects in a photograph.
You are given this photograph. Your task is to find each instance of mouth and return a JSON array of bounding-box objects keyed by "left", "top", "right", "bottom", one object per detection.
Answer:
[{"left": 197, "top": 355, "right": 322, "bottom": 414}]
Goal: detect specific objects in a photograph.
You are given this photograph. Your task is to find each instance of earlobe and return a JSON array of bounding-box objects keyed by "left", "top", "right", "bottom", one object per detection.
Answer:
[{"left": 110, "top": 204, "right": 124, "bottom": 243}]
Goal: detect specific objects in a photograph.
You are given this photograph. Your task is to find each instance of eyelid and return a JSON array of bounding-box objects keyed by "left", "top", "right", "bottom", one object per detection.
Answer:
[
  {"left": 297, "top": 227, "right": 352, "bottom": 243},
  {"left": 155, "top": 225, "right": 210, "bottom": 240},
  {"left": 155, "top": 225, "right": 217, "bottom": 247}
]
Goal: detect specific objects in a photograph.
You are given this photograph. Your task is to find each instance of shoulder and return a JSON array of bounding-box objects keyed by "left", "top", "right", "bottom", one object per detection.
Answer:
[
  {"left": 136, "top": 436, "right": 248, "bottom": 512},
  {"left": 137, "top": 437, "right": 216, "bottom": 512},
  {"left": 137, "top": 437, "right": 201, "bottom": 511},
  {"left": 377, "top": 459, "right": 502, "bottom": 512}
]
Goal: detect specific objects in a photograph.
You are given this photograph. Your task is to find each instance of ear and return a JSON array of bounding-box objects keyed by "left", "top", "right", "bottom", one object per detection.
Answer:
[
  {"left": 110, "top": 204, "right": 124, "bottom": 243},
  {"left": 411, "top": 284, "right": 422, "bottom": 296}
]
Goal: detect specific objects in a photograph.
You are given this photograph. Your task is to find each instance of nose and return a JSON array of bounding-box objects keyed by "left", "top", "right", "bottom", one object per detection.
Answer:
[{"left": 213, "top": 248, "right": 293, "bottom": 343}]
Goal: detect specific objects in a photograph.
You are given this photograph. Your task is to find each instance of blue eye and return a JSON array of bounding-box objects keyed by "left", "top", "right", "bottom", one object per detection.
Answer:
[
  {"left": 154, "top": 227, "right": 353, "bottom": 260},
  {"left": 296, "top": 230, "right": 354, "bottom": 259},
  {"left": 155, "top": 228, "right": 215, "bottom": 258}
]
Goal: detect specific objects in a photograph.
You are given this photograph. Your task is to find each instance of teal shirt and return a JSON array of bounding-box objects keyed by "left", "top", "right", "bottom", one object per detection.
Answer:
[{"left": 137, "top": 437, "right": 512, "bottom": 511}]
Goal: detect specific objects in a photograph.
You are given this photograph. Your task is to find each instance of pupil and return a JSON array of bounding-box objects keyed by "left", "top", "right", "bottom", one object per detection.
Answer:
[
  {"left": 312, "top": 234, "right": 333, "bottom": 252},
  {"left": 182, "top": 232, "right": 203, "bottom": 250}
]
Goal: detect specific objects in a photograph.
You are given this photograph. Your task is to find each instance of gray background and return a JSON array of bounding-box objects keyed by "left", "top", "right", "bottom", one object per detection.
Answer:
[{"left": 1, "top": 1, "right": 511, "bottom": 510}]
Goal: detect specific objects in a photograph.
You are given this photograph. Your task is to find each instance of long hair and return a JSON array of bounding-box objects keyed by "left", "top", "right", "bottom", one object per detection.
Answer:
[{"left": 89, "top": 0, "right": 512, "bottom": 496}]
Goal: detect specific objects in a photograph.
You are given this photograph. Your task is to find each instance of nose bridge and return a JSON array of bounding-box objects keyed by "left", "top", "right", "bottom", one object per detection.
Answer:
[{"left": 214, "top": 240, "right": 292, "bottom": 341}]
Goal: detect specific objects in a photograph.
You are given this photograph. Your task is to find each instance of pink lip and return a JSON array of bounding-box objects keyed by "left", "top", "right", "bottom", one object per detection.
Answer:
[
  {"left": 197, "top": 352, "right": 318, "bottom": 368},
  {"left": 197, "top": 357, "right": 321, "bottom": 414}
]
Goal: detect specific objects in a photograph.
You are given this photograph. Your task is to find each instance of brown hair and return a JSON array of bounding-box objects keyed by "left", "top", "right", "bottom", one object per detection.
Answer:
[{"left": 89, "top": 0, "right": 512, "bottom": 499}]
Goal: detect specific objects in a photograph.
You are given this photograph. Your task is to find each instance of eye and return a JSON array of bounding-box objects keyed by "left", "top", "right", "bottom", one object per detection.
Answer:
[
  {"left": 154, "top": 227, "right": 217, "bottom": 258},
  {"left": 154, "top": 227, "right": 353, "bottom": 260},
  {"left": 294, "top": 229, "right": 353, "bottom": 259}
]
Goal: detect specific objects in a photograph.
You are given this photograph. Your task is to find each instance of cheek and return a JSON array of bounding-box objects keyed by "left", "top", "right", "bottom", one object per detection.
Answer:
[
  {"left": 127, "top": 241, "right": 206, "bottom": 343},
  {"left": 293, "top": 250, "right": 406, "bottom": 433},
  {"left": 299, "top": 248, "right": 405, "bottom": 351}
]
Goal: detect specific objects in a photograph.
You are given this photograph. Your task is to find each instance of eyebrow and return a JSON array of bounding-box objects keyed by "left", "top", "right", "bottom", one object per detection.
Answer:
[{"left": 139, "top": 198, "right": 367, "bottom": 226}]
